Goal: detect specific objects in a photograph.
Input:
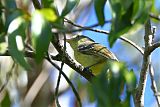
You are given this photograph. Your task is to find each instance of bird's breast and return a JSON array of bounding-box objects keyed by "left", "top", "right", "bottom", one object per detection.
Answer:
[{"left": 74, "top": 52, "right": 108, "bottom": 75}]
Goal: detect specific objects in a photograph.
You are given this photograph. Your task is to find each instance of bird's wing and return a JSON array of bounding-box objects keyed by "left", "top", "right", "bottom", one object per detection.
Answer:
[{"left": 78, "top": 42, "right": 118, "bottom": 61}]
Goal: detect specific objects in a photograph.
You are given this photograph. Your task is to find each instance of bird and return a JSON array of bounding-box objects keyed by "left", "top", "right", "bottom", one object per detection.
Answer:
[{"left": 67, "top": 35, "right": 118, "bottom": 75}]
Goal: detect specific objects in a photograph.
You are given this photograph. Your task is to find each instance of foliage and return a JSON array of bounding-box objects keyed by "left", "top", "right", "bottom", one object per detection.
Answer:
[
  {"left": 31, "top": 9, "right": 56, "bottom": 63},
  {"left": 88, "top": 62, "right": 136, "bottom": 107},
  {"left": 109, "top": 0, "right": 153, "bottom": 46},
  {"left": 0, "top": 0, "right": 159, "bottom": 107}
]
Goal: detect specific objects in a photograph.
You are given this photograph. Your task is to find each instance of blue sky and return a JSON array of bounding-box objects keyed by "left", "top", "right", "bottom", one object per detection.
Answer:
[{"left": 60, "top": 1, "right": 160, "bottom": 107}]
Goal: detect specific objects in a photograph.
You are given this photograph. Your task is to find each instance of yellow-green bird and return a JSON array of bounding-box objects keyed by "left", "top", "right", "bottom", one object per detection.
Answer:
[{"left": 67, "top": 35, "right": 118, "bottom": 75}]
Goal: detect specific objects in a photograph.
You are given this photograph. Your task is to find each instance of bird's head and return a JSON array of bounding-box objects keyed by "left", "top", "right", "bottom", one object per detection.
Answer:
[{"left": 66, "top": 35, "right": 94, "bottom": 47}]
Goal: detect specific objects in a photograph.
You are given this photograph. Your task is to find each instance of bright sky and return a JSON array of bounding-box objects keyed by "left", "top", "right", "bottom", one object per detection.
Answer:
[{"left": 59, "top": 1, "right": 160, "bottom": 107}]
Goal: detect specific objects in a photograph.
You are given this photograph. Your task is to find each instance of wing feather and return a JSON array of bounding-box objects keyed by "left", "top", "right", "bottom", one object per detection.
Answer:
[{"left": 78, "top": 42, "right": 118, "bottom": 61}]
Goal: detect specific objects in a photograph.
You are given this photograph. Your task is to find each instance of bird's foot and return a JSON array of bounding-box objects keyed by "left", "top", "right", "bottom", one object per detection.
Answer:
[{"left": 83, "top": 67, "right": 92, "bottom": 73}]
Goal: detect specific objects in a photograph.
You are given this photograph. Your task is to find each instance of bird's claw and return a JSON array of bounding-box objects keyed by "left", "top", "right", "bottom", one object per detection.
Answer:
[{"left": 83, "top": 67, "right": 92, "bottom": 73}]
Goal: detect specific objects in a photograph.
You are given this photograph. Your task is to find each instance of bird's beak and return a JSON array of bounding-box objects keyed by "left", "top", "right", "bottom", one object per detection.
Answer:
[
  {"left": 66, "top": 36, "right": 76, "bottom": 42},
  {"left": 65, "top": 35, "right": 78, "bottom": 43},
  {"left": 66, "top": 38, "right": 72, "bottom": 42}
]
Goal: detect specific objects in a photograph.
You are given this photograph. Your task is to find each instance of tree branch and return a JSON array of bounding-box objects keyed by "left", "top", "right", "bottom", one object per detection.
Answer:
[
  {"left": 0, "top": 50, "right": 35, "bottom": 57},
  {"left": 119, "top": 36, "right": 144, "bottom": 55},
  {"left": 149, "top": 64, "right": 160, "bottom": 106},
  {"left": 134, "top": 20, "right": 152, "bottom": 107},
  {"left": 150, "top": 13, "right": 160, "bottom": 21},
  {"left": 31, "top": 0, "right": 41, "bottom": 9},
  {"left": 64, "top": 18, "right": 110, "bottom": 34},
  {"left": 31, "top": 0, "right": 143, "bottom": 81},
  {"left": 51, "top": 34, "right": 94, "bottom": 82},
  {"left": 63, "top": 18, "right": 111, "bottom": 33},
  {"left": 46, "top": 53, "right": 82, "bottom": 107},
  {"left": 30, "top": 0, "right": 94, "bottom": 82},
  {"left": 64, "top": 18, "right": 144, "bottom": 55},
  {"left": 0, "top": 48, "right": 94, "bottom": 82},
  {"left": 55, "top": 33, "right": 67, "bottom": 107},
  {"left": 149, "top": 42, "right": 160, "bottom": 53}
]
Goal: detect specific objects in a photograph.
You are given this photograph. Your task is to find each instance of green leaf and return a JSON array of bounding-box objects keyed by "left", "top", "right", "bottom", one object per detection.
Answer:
[
  {"left": 132, "top": 0, "right": 145, "bottom": 21},
  {"left": 5, "top": 9, "right": 24, "bottom": 32},
  {"left": 8, "top": 17, "right": 30, "bottom": 70},
  {"left": 4, "top": 0, "right": 17, "bottom": 9},
  {"left": 94, "top": 0, "right": 107, "bottom": 26},
  {"left": 1, "top": 93, "right": 11, "bottom": 107},
  {"left": 124, "top": 69, "right": 136, "bottom": 92},
  {"left": 108, "top": 0, "right": 153, "bottom": 47},
  {"left": 61, "top": 0, "right": 80, "bottom": 17},
  {"left": 0, "top": 32, "right": 5, "bottom": 43},
  {"left": 0, "top": 2, "right": 5, "bottom": 33},
  {"left": 31, "top": 10, "right": 52, "bottom": 63},
  {"left": 41, "top": 0, "right": 54, "bottom": 8},
  {"left": 40, "top": 8, "right": 57, "bottom": 22},
  {"left": 0, "top": 42, "right": 7, "bottom": 54},
  {"left": 87, "top": 61, "right": 136, "bottom": 107},
  {"left": 89, "top": 69, "right": 123, "bottom": 107},
  {"left": 109, "top": 0, "right": 133, "bottom": 46},
  {"left": 109, "top": 62, "right": 136, "bottom": 92},
  {"left": 87, "top": 84, "right": 96, "bottom": 102}
]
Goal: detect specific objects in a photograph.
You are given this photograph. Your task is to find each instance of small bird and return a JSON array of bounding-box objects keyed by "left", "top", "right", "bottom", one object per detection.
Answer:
[{"left": 67, "top": 35, "right": 118, "bottom": 75}]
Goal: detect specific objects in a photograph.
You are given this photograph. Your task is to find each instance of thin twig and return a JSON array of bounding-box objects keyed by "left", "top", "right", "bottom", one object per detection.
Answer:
[
  {"left": 64, "top": 19, "right": 111, "bottom": 33},
  {"left": 0, "top": 50, "right": 34, "bottom": 57},
  {"left": 84, "top": 20, "right": 111, "bottom": 28},
  {"left": 0, "top": 62, "right": 15, "bottom": 94},
  {"left": 119, "top": 36, "right": 144, "bottom": 55},
  {"left": 64, "top": 18, "right": 144, "bottom": 55},
  {"left": 0, "top": 48, "right": 94, "bottom": 82},
  {"left": 54, "top": 71, "right": 62, "bottom": 107},
  {"left": 55, "top": 33, "right": 67, "bottom": 107},
  {"left": 32, "top": 0, "right": 81, "bottom": 107},
  {"left": 64, "top": 18, "right": 110, "bottom": 34},
  {"left": 31, "top": 0, "right": 41, "bottom": 9},
  {"left": 148, "top": 26, "right": 160, "bottom": 107},
  {"left": 46, "top": 54, "right": 82, "bottom": 107},
  {"left": 148, "top": 26, "right": 160, "bottom": 53},
  {"left": 51, "top": 33, "right": 94, "bottom": 81},
  {"left": 135, "top": 20, "right": 152, "bottom": 107},
  {"left": 150, "top": 13, "right": 160, "bottom": 21},
  {"left": 0, "top": 49, "right": 82, "bottom": 107},
  {"left": 54, "top": 35, "right": 62, "bottom": 107},
  {"left": 149, "top": 64, "right": 160, "bottom": 106},
  {"left": 149, "top": 42, "right": 160, "bottom": 53}
]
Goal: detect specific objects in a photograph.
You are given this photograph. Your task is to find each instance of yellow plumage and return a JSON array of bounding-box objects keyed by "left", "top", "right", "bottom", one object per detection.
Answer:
[{"left": 67, "top": 35, "right": 118, "bottom": 75}]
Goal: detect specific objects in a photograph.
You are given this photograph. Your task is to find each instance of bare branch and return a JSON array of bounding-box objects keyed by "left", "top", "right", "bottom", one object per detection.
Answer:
[
  {"left": 31, "top": 0, "right": 41, "bottom": 9},
  {"left": 134, "top": 20, "right": 152, "bottom": 107},
  {"left": 0, "top": 48, "right": 94, "bottom": 82},
  {"left": 119, "top": 36, "right": 144, "bottom": 55},
  {"left": 46, "top": 54, "right": 82, "bottom": 107},
  {"left": 149, "top": 64, "right": 160, "bottom": 106},
  {"left": 64, "top": 18, "right": 144, "bottom": 55},
  {"left": 0, "top": 50, "right": 82, "bottom": 107},
  {"left": 150, "top": 13, "right": 160, "bottom": 21},
  {"left": 64, "top": 18, "right": 111, "bottom": 33},
  {"left": 55, "top": 33, "right": 67, "bottom": 107},
  {"left": 0, "top": 50, "right": 35, "bottom": 57},
  {"left": 51, "top": 33, "right": 94, "bottom": 81},
  {"left": 148, "top": 26, "right": 160, "bottom": 107},
  {"left": 149, "top": 42, "right": 160, "bottom": 53},
  {"left": 64, "top": 18, "right": 110, "bottom": 34}
]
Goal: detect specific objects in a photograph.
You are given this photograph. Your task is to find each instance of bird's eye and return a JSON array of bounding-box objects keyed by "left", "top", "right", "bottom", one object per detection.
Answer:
[
  {"left": 77, "top": 35, "right": 80, "bottom": 39},
  {"left": 77, "top": 35, "right": 81, "bottom": 40}
]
